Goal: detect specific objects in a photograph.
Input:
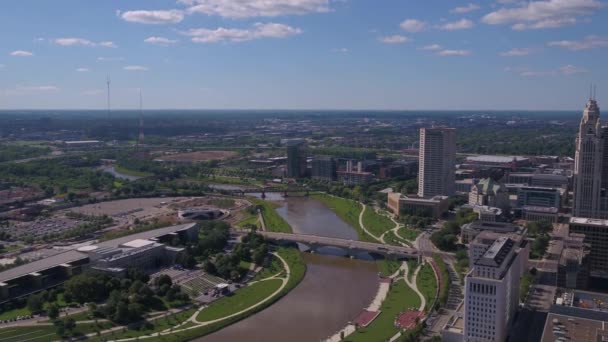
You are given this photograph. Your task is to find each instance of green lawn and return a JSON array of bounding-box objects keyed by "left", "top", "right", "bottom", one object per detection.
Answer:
[
  {"left": 345, "top": 279, "right": 421, "bottom": 342},
  {"left": 377, "top": 259, "right": 402, "bottom": 277},
  {"left": 196, "top": 279, "right": 283, "bottom": 322},
  {"left": 0, "top": 326, "right": 56, "bottom": 342},
  {"left": 310, "top": 194, "right": 375, "bottom": 242},
  {"left": 362, "top": 208, "right": 394, "bottom": 238},
  {"left": 251, "top": 199, "right": 292, "bottom": 233},
  {"left": 397, "top": 227, "right": 420, "bottom": 241},
  {"left": 0, "top": 306, "right": 31, "bottom": 321},
  {"left": 433, "top": 255, "right": 450, "bottom": 308},
  {"left": 416, "top": 264, "right": 438, "bottom": 311},
  {"left": 235, "top": 214, "right": 260, "bottom": 228},
  {"left": 383, "top": 230, "right": 412, "bottom": 247}
]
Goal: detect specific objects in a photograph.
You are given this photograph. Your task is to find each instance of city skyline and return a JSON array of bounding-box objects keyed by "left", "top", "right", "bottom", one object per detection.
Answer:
[{"left": 0, "top": 0, "right": 607, "bottom": 110}]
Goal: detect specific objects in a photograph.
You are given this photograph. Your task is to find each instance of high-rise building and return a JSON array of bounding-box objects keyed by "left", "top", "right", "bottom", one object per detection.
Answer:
[
  {"left": 464, "top": 237, "right": 524, "bottom": 342},
  {"left": 286, "top": 139, "right": 306, "bottom": 178},
  {"left": 569, "top": 217, "right": 608, "bottom": 278},
  {"left": 573, "top": 98, "right": 603, "bottom": 218},
  {"left": 311, "top": 156, "right": 336, "bottom": 181},
  {"left": 418, "top": 127, "right": 456, "bottom": 198}
]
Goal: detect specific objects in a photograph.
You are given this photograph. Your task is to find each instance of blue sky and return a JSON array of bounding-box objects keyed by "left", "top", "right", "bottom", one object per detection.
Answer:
[{"left": 0, "top": 0, "right": 606, "bottom": 110}]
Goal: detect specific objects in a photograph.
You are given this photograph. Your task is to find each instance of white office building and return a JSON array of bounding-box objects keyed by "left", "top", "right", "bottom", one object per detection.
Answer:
[
  {"left": 418, "top": 127, "right": 456, "bottom": 198},
  {"left": 464, "top": 237, "right": 523, "bottom": 342}
]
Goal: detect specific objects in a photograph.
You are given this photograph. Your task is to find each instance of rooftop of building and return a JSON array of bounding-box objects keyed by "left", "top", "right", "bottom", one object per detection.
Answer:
[
  {"left": 570, "top": 217, "right": 608, "bottom": 227},
  {"left": 401, "top": 194, "right": 449, "bottom": 203},
  {"left": 0, "top": 223, "right": 196, "bottom": 284},
  {"left": 473, "top": 178, "right": 504, "bottom": 195},
  {"left": 462, "top": 220, "right": 521, "bottom": 233},
  {"left": 471, "top": 231, "right": 523, "bottom": 245},
  {"left": 475, "top": 237, "right": 515, "bottom": 268},
  {"left": 522, "top": 206, "right": 559, "bottom": 214},
  {"left": 466, "top": 155, "right": 528, "bottom": 163},
  {"left": 541, "top": 313, "right": 606, "bottom": 342}
]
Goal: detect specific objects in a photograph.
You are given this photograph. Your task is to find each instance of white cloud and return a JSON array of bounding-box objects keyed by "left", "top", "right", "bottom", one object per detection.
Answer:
[
  {"left": 437, "top": 49, "right": 471, "bottom": 56},
  {"left": 332, "top": 47, "right": 349, "bottom": 53},
  {"left": 119, "top": 10, "right": 184, "bottom": 24},
  {"left": 451, "top": 3, "right": 480, "bottom": 14},
  {"left": 482, "top": 0, "right": 603, "bottom": 30},
  {"left": 507, "top": 64, "right": 588, "bottom": 76},
  {"left": 16, "top": 85, "right": 59, "bottom": 92},
  {"left": 181, "top": 22, "right": 302, "bottom": 43},
  {"left": 418, "top": 44, "right": 442, "bottom": 51},
  {"left": 378, "top": 35, "right": 410, "bottom": 44},
  {"left": 512, "top": 17, "right": 576, "bottom": 30},
  {"left": 180, "top": 0, "right": 331, "bottom": 18},
  {"left": 10, "top": 50, "right": 33, "bottom": 57},
  {"left": 124, "top": 65, "right": 149, "bottom": 71},
  {"left": 76, "top": 68, "right": 90, "bottom": 72},
  {"left": 500, "top": 47, "right": 534, "bottom": 56},
  {"left": 400, "top": 19, "right": 427, "bottom": 32},
  {"left": 97, "top": 57, "right": 124, "bottom": 62},
  {"left": 53, "top": 38, "right": 117, "bottom": 48},
  {"left": 559, "top": 64, "right": 587, "bottom": 74},
  {"left": 547, "top": 35, "right": 608, "bottom": 50},
  {"left": 98, "top": 41, "right": 118, "bottom": 48},
  {"left": 438, "top": 18, "right": 474, "bottom": 30},
  {"left": 144, "top": 37, "right": 179, "bottom": 45}
]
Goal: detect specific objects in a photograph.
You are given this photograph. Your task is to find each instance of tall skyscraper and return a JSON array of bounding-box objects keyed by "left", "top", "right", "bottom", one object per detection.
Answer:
[
  {"left": 573, "top": 97, "right": 603, "bottom": 218},
  {"left": 311, "top": 156, "right": 336, "bottom": 181},
  {"left": 418, "top": 127, "right": 456, "bottom": 197},
  {"left": 286, "top": 139, "right": 306, "bottom": 178}
]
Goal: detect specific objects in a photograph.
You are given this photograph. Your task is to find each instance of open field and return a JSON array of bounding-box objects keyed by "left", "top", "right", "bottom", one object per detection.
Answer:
[
  {"left": 251, "top": 199, "right": 292, "bottom": 233},
  {"left": 398, "top": 227, "right": 420, "bottom": 241},
  {"left": 345, "top": 279, "right": 421, "bottom": 342},
  {"left": 362, "top": 208, "right": 394, "bottom": 237},
  {"left": 416, "top": 264, "right": 438, "bottom": 311},
  {"left": 156, "top": 151, "right": 238, "bottom": 162}
]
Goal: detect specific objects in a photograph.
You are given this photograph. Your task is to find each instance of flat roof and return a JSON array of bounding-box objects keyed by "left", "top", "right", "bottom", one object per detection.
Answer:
[
  {"left": 541, "top": 313, "right": 606, "bottom": 342},
  {"left": 0, "top": 223, "right": 196, "bottom": 283},
  {"left": 570, "top": 217, "right": 608, "bottom": 227},
  {"left": 466, "top": 155, "right": 528, "bottom": 163},
  {"left": 121, "top": 239, "right": 155, "bottom": 249},
  {"left": 0, "top": 250, "right": 88, "bottom": 283}
]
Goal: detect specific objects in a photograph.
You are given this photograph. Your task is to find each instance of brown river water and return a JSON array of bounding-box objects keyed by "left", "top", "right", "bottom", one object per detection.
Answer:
[{"left": 200, "top": 196, "right": 380, "bottom": 342}]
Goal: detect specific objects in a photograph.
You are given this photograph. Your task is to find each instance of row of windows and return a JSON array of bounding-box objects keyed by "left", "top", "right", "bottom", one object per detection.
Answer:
[{"left": 468, "top": 283, "right": 497, "bottom": 295}]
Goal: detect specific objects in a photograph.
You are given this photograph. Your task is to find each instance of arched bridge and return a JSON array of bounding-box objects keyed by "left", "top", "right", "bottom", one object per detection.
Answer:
[{"left": 234, "top": 230, "right": 419, "bottom": 258}]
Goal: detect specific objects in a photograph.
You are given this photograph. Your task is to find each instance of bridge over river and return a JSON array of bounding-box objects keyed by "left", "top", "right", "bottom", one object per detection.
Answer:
[{"left": 234, "top": 230, "right": 420, "bottom": 258}]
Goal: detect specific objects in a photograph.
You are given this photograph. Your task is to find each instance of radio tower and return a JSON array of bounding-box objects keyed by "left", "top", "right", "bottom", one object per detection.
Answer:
[{"left": 136, "top": 89, "right": 144, "bottom": 154}]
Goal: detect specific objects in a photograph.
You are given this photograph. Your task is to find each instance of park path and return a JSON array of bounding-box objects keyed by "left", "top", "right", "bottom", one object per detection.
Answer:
[
  {"left": 358, "top": 204, "right": 382, "bottom": 242},
  {"left": 90, "top": 252, "right": 291, "bottom": 342}
]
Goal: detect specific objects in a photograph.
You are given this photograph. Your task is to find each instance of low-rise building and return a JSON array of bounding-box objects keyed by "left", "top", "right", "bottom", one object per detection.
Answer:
[
  {"left": 521, "top": 205, "right": 559, "bottom": 223},
  {"left": 516, "top": 186, "right": 562, "bottom": 208},
  {"left": 569, "top": 217, "right": 608, "bottom": 278},
  {"left": 468, "top": 178, "right": 510, "bottom": 211},
  {"left": 387, "top": 192, "right": 449, "bottom": 218},
  {"left": 557, "top": 233, "right": 590, "bottom": 290},
  {"left": 461, "top": 220, "right": 523, "bottom": 244}
]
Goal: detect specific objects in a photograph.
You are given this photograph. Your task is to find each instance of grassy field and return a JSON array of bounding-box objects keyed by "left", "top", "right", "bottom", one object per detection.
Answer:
[
  {"left": 235, "top": 214, "right": 260, "bottom": 228},
  {"left": 345, "top": 279, "right": 421, "bottom": 342},
  {"left": 397, "top": 227, "right": 420, "bottom": 241},
  {"left": 252, "top": 254, "right": 284, "bottom": 281},
  {"left": 0, "top": 326, "right": 56, "bottom": 342},
  {"left": 433, "top": 255, "right": 450, "bottom": 308},
  {"left": 197, "top": 278, "right": 283, "bottom": 322},
  {"left": 383, "top": 230, "right": 412, "bottom": 247},
  {"left": 416, "top": 264, "right": 438, "bottom": 311},
  {"left": 310, "top": 193, "right": 375, "bottom": 242},
  {"left": 377, "top": 259, "right": 402, "bottom": 277},
  {"left": 362, "top": 208, "right": 394, "bottom": 237},
  {"left": 0, "top": 306, "right": 31, "bottom": 321},
  {"left": 251, "top": 199, "right": 292, "bottom": 233}
]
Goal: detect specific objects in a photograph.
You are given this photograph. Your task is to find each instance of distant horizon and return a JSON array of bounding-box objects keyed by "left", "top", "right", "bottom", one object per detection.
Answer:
[{"left": 0, "top": 107, "right": 586, "bottom": 112}]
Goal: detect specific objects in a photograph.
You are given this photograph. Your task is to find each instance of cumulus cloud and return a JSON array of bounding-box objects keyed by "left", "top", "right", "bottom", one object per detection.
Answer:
[
  {"left": 378, "top": 35, "right": 410, "bottom": 44},
  {"left": 437, "top": 49, "right": 471, "bottom": 56},
  {"left": 179, "top": 0, "right": 331, "bottom": 18},
  {"left": 482, "top": 0, "right": 603, "bottom": 30},
  {"left": 400, "top": 19, "right": 427, "bottom": 32},
  {"left": 418, "top": 44, "right": 442, "bottom": 51},
  {"left": 10, "top": 50, "right": 34, "bottom": 57},
  {"left": 438, "top": 18, "right": 474, "bottom": 30},
  {"left": 97, "top": 57, "right": 125, "bottom": 62},
  {"left": 53, "top": 38, "right": 117, "bottom": 48},
  {"left": 180, "top": 22, "right": 302, "bottom": 43},
  {"left": 451, "top": 3, "right": 480, "bottom": 14},
  {"left": 500, "top": 48, "right": 534, "bottom": 56},
  {"left": 119, "top": 10, "right": 184, "bottom": 24},
  {"left": 547, "top": 35, "right": 608, "bottom": 50},
  {"left": 144, "top": 37, "right": 179, "bottom": 45},
  {"left": 124, "top": 65, "right": 149, "bottom": 71},
  {"left": 76, "top": 68, "right": 90, "bottom": 72},
  {"left": 507, "top": 64, "right": 588, "bottom": 76}
]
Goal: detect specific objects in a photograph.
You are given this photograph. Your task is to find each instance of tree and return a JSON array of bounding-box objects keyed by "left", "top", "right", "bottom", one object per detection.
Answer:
[
  {"left": 54, "top": 320, "right": 65, "bottom": 337},
  {"left": 27, "top": 294, "right": 43, "bottom": 313},
  {"left": 64, "top": 318, "right": 76, "bottom": 334},
  {"left": 47, "top": 304, "right": 60, "bottom": 320}
]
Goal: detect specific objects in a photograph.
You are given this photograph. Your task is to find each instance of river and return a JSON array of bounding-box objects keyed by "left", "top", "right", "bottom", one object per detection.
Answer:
[{"left": 201, "top": 195, "right": 380, "bottom": 342}]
